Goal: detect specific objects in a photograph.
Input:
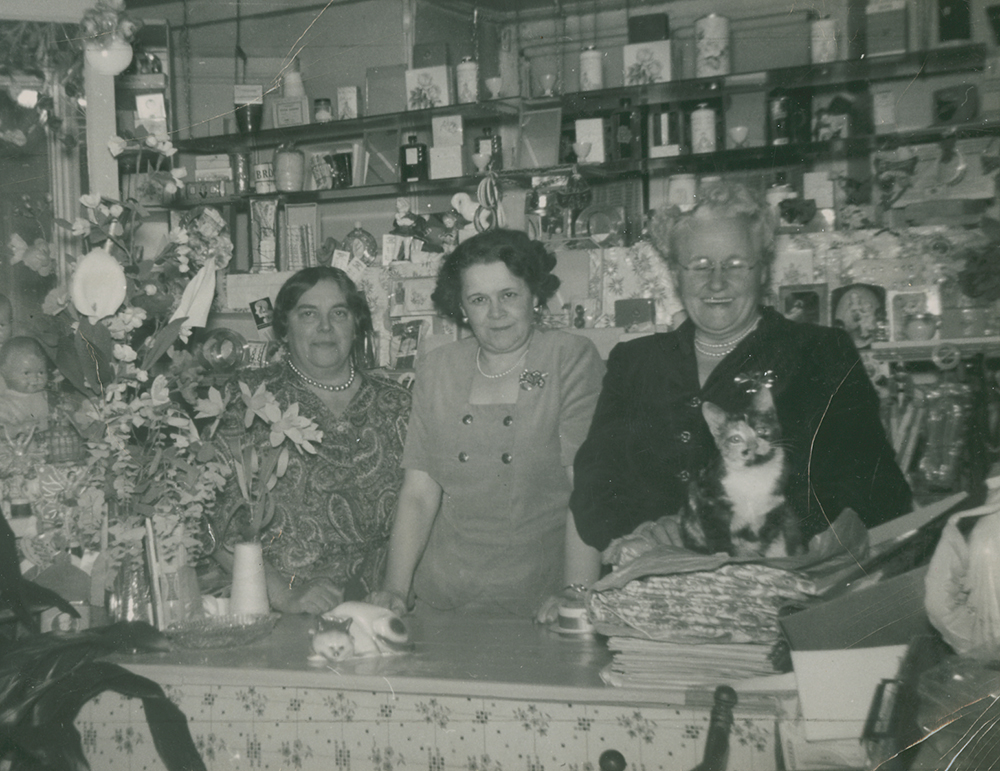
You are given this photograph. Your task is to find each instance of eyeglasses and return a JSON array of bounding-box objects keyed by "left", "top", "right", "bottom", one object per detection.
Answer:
[{"left": 678, "top": 257, "right": 759, "bottom": 278}]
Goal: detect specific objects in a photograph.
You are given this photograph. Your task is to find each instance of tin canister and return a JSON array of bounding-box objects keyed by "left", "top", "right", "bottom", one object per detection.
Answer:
[
  {"left": 768, "top": 94, "right": 791, "bottom": 145},
  {"left": 691, "top": 103, "right": 717, "bottom": 154},
  {"left": 579, "top": 46, "right": 603, "bottom": 91},
  {"left": 253, "top": 161, "right": 276, "bottom": 193},
  {"left": 811, "top": 16, "right": 838, "bottom": 63},
  {"left": 457, "top": 57, "right": 479, "bottom": 103},
  {"left": 231, "top": 153, "right": 251, "bottom": 194},
  {"left": 695, "top": 13, "right": 731, "bottom": 77}
]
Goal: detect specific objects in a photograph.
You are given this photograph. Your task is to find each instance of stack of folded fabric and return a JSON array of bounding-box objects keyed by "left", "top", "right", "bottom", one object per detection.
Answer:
[
  {"left": 590, "top": 563, "right": 816, "bottom": 688},
  {"left": 585, "top": 513, "right": 876, "bottom": 689}
]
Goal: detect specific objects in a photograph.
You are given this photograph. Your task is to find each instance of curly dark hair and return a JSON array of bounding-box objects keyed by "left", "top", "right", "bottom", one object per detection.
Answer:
[
  {"left": 273, "top": 266, "right": 376, "bottom": 369},
  {"left": 431, "top": 229, "right": 560, "bottom": 326}
]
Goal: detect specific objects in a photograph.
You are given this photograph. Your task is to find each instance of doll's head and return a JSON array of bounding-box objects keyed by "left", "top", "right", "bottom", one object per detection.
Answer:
[
  {"left": 0, "top": 294, "right": 12, "bottom": 347},
  {"left": 0, "top": 337, "right": 48, "bottom": 394}
]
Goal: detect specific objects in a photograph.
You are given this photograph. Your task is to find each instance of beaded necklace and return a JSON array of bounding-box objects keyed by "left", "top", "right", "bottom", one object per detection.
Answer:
[
  {"left": 693, "top": 316, "right": 760, "bottom": 359},
  {"left": 476, "top": 346, "right": 529, "bottom": 379},
  {"left": 289, "top": 359, "right": 356, "bottom": 392}
]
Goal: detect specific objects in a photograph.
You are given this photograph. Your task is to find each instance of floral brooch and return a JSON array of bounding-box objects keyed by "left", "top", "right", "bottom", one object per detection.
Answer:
[{"left": 519, "top": 370, "right": 547, "bottom": 391}]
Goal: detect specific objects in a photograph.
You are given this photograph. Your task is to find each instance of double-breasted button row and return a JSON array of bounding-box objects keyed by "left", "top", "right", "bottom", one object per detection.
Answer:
[
  {"left": 461, "top": 414, "right": 514, "bottom": 426},
  {"left": 458, "top": 452, "right": 514, "bottom": 464}
]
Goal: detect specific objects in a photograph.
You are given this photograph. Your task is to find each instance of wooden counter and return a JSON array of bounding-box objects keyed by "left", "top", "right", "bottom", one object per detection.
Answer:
[{"left": 80, "top": 610, "right": 785, "bottom": 770}]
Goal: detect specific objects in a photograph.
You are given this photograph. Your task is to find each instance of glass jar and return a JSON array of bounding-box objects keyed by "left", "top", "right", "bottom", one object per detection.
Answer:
[{"left": 273, "top": 143, "right": 305, "bottom": 192}]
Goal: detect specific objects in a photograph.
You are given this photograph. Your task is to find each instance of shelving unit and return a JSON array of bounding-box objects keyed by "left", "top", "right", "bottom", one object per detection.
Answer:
[{"left": 171, "top": 43, "right": 988, "bottom": 212}]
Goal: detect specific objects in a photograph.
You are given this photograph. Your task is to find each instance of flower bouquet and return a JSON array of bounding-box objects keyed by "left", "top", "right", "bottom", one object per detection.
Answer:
[
  {"left": 9, "top": 137, "right": 233, "bottom": 609},
  {"left": 194, "top": 383, "right": 322, "bottom": 615}
]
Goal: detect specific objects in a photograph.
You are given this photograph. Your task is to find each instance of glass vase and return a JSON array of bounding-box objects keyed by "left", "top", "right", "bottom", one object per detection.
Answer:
[{"left": 107, "top": 554, "right": 154, "bottom": 624}]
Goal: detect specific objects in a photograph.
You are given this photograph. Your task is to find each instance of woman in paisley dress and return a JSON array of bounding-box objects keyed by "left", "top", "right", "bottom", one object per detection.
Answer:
[{"left": 212, "top": 267, "right": 411, "bottom": 615}]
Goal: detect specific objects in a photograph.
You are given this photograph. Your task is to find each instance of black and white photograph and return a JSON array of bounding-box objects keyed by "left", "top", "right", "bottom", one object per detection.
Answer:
[{"left": 0, "top": 1, "right": 996, "bottom": 768}]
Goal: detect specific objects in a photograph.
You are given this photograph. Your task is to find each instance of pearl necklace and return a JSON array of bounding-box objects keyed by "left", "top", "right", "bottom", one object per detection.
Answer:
[
  {"left": 476, "top": 346, "right": 529, "bottom": 379},
  {"left": 289, "top": 359, "right": 356, "bottom": 392},
  {"left": 694, "top": 317, "right": 760, "bottom": 358}
]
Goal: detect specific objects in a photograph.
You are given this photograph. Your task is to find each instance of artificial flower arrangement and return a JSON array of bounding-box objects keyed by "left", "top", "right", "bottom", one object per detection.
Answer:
[
  {"left": 80, "top": 0, "right": 139, "bottom": 49},
  {"left": 2, "top": 136, "right": 232, "bottom": 595},
  {"left": 109, "top": 133, "right": 188, "bottom": 206},
  {"left": 194, "top": 383, "right": 323, "bottom": 544}
]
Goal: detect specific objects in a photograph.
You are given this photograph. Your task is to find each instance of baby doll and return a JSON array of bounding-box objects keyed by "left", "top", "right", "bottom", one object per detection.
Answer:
[{"left": 0, "top": 336, "right": 50, "bottom": 435}]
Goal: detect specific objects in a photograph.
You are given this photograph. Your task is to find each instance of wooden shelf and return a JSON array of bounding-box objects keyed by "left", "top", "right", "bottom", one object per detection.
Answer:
[
  {"left": 169, "top": 43, "right": 989, "bottom": 207},
  {"left": 870, "top": 336, "right": 1000, "bottom": 362}
]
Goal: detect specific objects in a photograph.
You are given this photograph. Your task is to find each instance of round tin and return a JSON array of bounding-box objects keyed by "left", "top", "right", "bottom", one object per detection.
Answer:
[
  {"left": 811, "top": 16, "right": 838, "bottom": 64},
  {"left": 253, "top": 161, "right": 276, "bottom": 194},
  {"left": 691, "top": 103, "right": 717, "bottom": 154},
  {"left": 695, "top": 13, "right": 731, "bottom": 77},
  {"left": 555, "top": 604, "right": 595, "bottom": 635},
  {"left": 457, "top": 57, "right": 479, "bottom": 103},
  {"left": 579, "top": 46, "right": 603, "bottom": 91}
]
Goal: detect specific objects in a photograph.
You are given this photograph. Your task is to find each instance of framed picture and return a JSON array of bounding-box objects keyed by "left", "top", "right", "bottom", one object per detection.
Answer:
[
  {"left": 887, "top": 285, "right": 942, "bottom": 342},
  {"left": 778, "top": 284, "right": 830, "bottom": 326},
  {"left": 831, "top": 283, "right": 886, "bottom": 349},
  {"left": 249, "top": 296, "right": 274, "bottom": 330},
  {"left": 389, "top": 277, "right": 438, "bottom": 317},
  {"left": 390, "top": 319, "right": 425, "bottom": 370}
]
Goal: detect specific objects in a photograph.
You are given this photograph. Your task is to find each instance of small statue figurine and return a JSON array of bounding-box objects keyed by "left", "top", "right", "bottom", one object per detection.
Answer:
[{"left": 390, "top": 197, "right": 427, "bottom": 238}]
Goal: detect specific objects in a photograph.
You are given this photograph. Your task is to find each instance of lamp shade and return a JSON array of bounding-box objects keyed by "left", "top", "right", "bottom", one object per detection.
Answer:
[{"left": 84, "top": 35, "right": 133, "bottom": 76}]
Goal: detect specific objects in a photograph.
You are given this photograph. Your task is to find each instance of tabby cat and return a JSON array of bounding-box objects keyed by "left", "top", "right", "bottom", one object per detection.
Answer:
[{"left": 681, "top": 388, "right": 805, "bottom": 558}]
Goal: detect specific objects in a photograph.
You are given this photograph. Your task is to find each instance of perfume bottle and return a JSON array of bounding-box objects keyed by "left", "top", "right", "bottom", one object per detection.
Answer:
[
  {"left": 478, "top": 127, "right": 503, "bottom": 171},
  {"left": 399, "top": 135, "right": 428, "bottom": 182},
  {"left": 612, "top": 98, "right": 643, "bottom": 161}
]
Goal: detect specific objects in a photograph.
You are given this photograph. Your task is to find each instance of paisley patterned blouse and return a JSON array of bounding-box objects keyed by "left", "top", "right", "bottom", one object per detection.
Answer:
[{"left": 214, "top": 363, "right": 411, "bottom": 597}]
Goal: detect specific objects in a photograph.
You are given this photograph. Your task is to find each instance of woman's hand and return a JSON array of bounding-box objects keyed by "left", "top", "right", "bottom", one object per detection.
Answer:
[
  {"left": 534, "top": 583, "right": 589, "bottom": 625},
  {"left": 535, "top": 594, "right": 562, "bottom": 625},
  {"left": 366, "top": 590, "right": 409, "bottom": 616}
]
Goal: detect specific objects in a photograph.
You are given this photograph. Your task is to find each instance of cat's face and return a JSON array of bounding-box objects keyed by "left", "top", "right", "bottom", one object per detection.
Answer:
[{"left": 703, "top": 388, "right": 781, "bottom": 466}]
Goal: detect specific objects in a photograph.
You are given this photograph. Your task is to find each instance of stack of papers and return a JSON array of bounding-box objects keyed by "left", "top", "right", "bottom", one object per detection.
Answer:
[{"left": 600, "top": 637, "right": 777, "bottom": 689}]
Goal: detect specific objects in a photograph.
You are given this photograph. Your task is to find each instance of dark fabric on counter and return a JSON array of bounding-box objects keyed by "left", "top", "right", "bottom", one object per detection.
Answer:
[{"left": 571, "top": 306, "right": 912, "bottom": 550}]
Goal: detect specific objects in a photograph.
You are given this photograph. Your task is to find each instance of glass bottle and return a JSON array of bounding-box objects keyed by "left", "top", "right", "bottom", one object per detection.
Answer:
[
  {"left": 478, "top": 127, "right": 503, "bottom": 172},
  {"left": 613, "top": 98, "right": 643, "bottom": 161},
  {"left": 399, "top": 134, "right": 429, "bottom": 182}
]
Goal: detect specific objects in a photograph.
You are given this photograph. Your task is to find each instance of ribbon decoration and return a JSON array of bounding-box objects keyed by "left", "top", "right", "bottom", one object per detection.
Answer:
[{"left": 733, "top": 370, "right": 776, "bottom": 394}]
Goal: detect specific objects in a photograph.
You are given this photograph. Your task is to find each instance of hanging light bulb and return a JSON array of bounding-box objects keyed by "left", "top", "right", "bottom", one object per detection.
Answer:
[{"left": 85, "top": 35, "right": 134, "bottom": 76}]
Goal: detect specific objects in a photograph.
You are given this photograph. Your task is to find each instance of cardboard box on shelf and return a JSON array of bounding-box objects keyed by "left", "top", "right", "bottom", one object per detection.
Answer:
[
  {"left": 404, "top": 66, "right": 453, "bottom": 110},
  {"left": 430, "top": 146, "right": 463, "bottom": 179},
  {"left": 365, "top": 64, "right": 407, "bottom": 115}
]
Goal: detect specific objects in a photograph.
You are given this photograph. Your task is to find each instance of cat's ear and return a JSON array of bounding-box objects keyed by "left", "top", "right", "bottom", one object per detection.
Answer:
[{"left": 702, "top": 401, "right": 729, "bottom": 436}]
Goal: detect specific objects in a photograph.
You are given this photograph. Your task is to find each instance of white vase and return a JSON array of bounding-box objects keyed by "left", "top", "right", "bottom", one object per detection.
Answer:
[
  {"left": 229, "top": 542, "right": 270, "bottom": 616},
  {"left": 85, "top": 35, "right": 134, "bottom": 76}
]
